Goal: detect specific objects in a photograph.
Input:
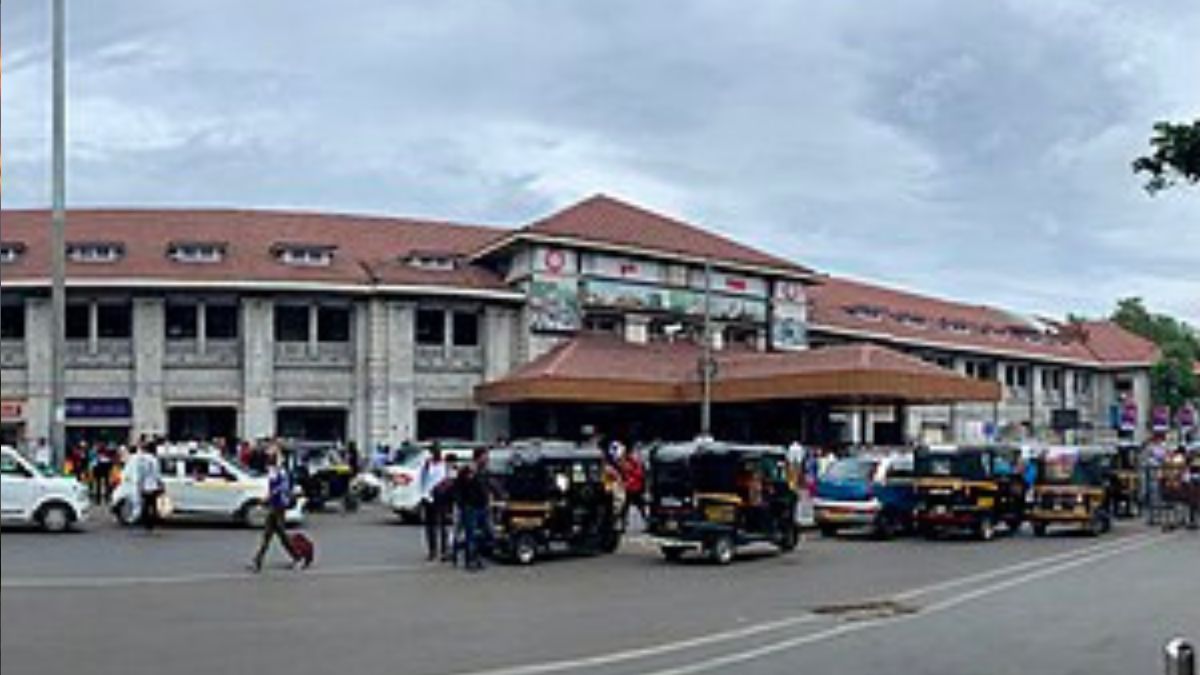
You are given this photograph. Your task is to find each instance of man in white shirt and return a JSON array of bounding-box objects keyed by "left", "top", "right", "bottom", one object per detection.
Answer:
[
  {"left": 419, "top": 443, "right": 450, "bottom": 561},
  {"left": 137, "top": 444, "right": 165, "bottom": 532}
]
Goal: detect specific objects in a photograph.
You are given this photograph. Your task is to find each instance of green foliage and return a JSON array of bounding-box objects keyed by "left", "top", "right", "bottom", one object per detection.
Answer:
[
  {"left": 1110, "top": 298, "right": 1199, "bottom": 409},
  {"left": 1132, "top": 119, "right": 1200, "bottom": 194}
]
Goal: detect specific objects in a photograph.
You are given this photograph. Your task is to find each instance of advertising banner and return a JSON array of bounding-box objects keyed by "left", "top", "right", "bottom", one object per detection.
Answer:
[
  {"left": 65, "top": 398, "right": 132, "bottom": 420},
  {"left": 1178, "top": 404, "right": 1196, "bottom": 431},
  {"left": 580, "top": 279, "right": 766, "bottom": 323},
  {"left": 581, "top": 253, "right": 664, "bottom": 284},
  {"left": 529, "top": 275, "right": 581, "bottom": 333},
  {"left": 0, "top": 400, "right": 25, "bottom": 421},
  {"left": 688, "top": 269, "right": 767, "bottom": 298},
  {"left": 1119, "top": 400, "right": 1138, "bottom": 432},
  {"left": 1151, "top": 405, "right": 1171, "bottom": 433}
]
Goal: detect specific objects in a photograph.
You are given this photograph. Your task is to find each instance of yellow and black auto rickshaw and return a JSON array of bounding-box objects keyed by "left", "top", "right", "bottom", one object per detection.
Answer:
[
  {"left": 1028, "top": 446, "right": 1113, "bottom": 537},
  {"left": 1107, "top": 443, "right": 1142, "bottom": 518},
  {"left": 485, "top": 441, "right": 623, "bottom": 565},
  {"left": 646, "top": 441, "right": 799, "bottom": 565},
  {"left": 913, "top": 445, "right": 1025, "bottom": 541}
]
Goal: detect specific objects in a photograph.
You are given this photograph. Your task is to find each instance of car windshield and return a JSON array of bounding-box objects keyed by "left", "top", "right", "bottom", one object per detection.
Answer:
[
  {"left": 390, "top": 447, "right": 425, "bottom": 468},
  {"left": 916, "top": 452, "right": 989, "bottom": 481},
  {"left": 825, "top": 458, "right": 877, "bottom": 482}
]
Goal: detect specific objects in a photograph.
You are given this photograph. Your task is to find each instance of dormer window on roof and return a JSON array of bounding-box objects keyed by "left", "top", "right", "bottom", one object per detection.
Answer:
[
  {"left": 403, "top": 251, "right": 459, "bottom": 271},
  {"left": 272, "top": 244, "right": 335, "bottom": 267},
  {"left": 0, "top": 242, "right": 26, "bottom": 264},
  {"left": 846, "top": 304, "right": 886, "bottom": 321},
  {"left": 168, "top": 242, "right": 227, "bottom": 264},
  {"left": 939, "top": 319, "right": 972, "bottom": 335},
  {"left": 896, "top": 313, "right": 927, "bottom": 329},
  {"left": 67, "top": 242, "right": 124, "bottom": 263}
]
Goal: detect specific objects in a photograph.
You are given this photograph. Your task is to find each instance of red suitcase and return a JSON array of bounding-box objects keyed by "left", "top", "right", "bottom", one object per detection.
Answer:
[{"left": 289, "top": 532, "right": 315, "bottom": 568}]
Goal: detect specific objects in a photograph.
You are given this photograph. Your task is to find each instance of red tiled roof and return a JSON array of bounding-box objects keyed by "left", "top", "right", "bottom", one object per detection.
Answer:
[
  {"left": 496, "top": 195, "right": 813, "bottom": 277},
  {"left": 808, "top": 276, "right": 1159, "bottom": 366},
  {"left": 0, "top": 209, "right": 513, "bottom": 293},
  {"left": 1076, "top": 321, "right": 1161, "bottom": 365},
  {"left": 477, "top": 334, "right": 1000, "bottom": 404}
]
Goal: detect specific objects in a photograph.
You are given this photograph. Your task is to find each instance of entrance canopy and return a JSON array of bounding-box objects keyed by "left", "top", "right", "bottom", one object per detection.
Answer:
[{"left": 477, "top": 335, "right": 1000, "bottom": 406}]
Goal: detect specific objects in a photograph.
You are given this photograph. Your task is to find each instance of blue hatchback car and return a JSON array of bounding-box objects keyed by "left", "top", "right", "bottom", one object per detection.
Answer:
[{"left": 814, "top": 453, "right": 916, "bottom": 539}]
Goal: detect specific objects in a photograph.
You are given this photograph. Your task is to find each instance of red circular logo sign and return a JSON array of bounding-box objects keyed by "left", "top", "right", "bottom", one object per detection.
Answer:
[{"left": 544, "top": 249, "right": 567, "bottom": 273}]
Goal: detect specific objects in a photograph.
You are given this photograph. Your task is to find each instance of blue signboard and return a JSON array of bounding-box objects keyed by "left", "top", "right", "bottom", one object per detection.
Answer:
[{"left": 66, "top": 398, "right": 132, "bottom": 419}]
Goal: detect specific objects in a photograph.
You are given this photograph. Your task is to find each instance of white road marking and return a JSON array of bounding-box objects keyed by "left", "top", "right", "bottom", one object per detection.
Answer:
[
  {"left": 441, "top": 531, "right": 1168, "bottom": 675},
  {"left": 635, "top": 533, "right": 1174, "bottom": 675}
]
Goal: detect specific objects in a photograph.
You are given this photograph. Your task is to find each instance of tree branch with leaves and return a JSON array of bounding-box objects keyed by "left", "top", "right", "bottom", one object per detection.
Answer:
[{"left": 1132, "top": 119, "right": 1200, "bottom": 194}]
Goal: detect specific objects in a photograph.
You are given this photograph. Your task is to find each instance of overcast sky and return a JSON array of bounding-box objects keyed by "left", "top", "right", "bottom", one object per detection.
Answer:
[{"left": 3, "top": 1, "right": 1197, "bottom": 323}]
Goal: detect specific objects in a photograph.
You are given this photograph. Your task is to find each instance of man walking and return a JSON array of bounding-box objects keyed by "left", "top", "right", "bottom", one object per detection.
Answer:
[
  {"left": 455, "top": 448, "right": 491, "bottom": 572},
  {"left": 419, "top": 443, "right": 450, "bottom": 562},
  {"left": 137, "top": 443, "right": 165, "bottom": 533},
  {"left": 250, "top": 448, "right": 305, "bottom": 573}
]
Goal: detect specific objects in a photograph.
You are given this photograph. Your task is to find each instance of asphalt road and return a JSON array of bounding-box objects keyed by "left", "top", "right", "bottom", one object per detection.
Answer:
[{"left": 2, "top": 507, "right": 1196, "bottom": 675}]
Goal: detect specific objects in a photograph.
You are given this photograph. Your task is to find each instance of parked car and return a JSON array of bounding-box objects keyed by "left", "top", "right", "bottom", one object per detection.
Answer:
[
  {"left": 815, "top": 452, "right": 916, "bottom": 539},
  {"left": 381, "top": 441, "right": 481, "bottom": 522},
  {"left": 1, "top": 446, "right": 91, "bottom": 533},
  {"left": 111, "top": 445, "right": 305, "bottom": 527}
]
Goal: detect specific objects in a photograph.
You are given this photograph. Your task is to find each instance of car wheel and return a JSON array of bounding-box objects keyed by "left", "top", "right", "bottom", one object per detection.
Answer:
[
  {"left": 114, "top": 499, "right": 137, "bottom": 526},
  {"left": 818, "top": 525, "right": 839, "bottom": 538},
  {"left": 976, "top": 516, "right": 996, "bottom": 542},
  {"left": 873, "top": 513, "right": 896, "bottom": 540},
  {"left": 1032, "top": 522, "right": 1048, "bottom": 537},
  {"left": 708, "top": 535, "right": 735, "bottom": 566},
  {"left": 661, "top": 546, "right": 686, "bottom": 562},
  {"left": 513, "top": 533, "right": 538, "bottom": 566},
  {"left": 242, "top": 502, "right": 268, "bottom": 529},
  {"left": 40, "top": 504, "right": 73, "bottom": 534}
]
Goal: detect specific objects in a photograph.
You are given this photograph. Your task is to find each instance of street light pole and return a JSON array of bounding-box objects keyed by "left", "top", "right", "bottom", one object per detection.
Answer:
[
  {"left": 49, "top": 0, "right": 68, "bottom": 468},
  {"left": 700, "top": 259, "right": 713, "bottom": 439}
]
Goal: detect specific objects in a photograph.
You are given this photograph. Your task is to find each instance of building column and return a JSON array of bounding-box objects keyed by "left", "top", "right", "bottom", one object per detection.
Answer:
[
  {"left": 352, "top": 300, "right": 372, "bottom": 450},
  {"left": 241, "top": 297, "right": 275, "bottom": 441},
  {"left": 369, "top": 301, "right": 416, "bottom": 447},
  {"left": 132, "top": 297, "right": 166, "bottom": 439},
  {"left": 24, "top": 297, "right": 53, "bottom": 444},
  {"left": 480, "top": 306, "right": 517, "bottom": 442}
]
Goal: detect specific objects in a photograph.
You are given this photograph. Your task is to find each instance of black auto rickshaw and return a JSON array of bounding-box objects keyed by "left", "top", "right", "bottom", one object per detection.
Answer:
[
  {"left": 1108, "top": 443, "right": 1142, "bottom": 518},
  {"left": 1027, "top": 446, "right": 1113, "bottom": 537},
  {"left": 913, "top": 445, "right": 1024, "bottom": 541},
  {"left": 646, "top": 441, "right": 799, "bottom": 565},
  {"left": 281, "top": 441, "right": 358, "bottom": 511},
  {"left": 486, "top": 441, "right": 623, "bottom": 565}
]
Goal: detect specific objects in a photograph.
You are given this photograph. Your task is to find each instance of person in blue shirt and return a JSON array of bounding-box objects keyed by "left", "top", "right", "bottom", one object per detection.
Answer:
[{"left": 250, "top": 447, "right": 303, "bottom": 573}]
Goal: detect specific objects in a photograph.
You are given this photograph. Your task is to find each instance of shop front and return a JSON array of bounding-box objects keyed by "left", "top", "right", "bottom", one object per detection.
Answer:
[
  {"left": 65, "top": 397, "right": 133, "bottom": 448},
  {"left": 1, "top": 399, "right": 26, "bottom": 446},
  {"left": 276, "top": 407, "right": 348, "bottom": 444}
]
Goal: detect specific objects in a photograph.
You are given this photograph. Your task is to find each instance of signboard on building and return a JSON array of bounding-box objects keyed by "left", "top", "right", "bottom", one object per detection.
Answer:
[
  {"left": 65, "top": 398, "right": 132, "bottom": 420},
  {"left": 580, "top": 279, "right": 767, "bottom": 323},
  {"left": 1051, "top": 409, "right": 1080, "bottom": 432},
  {"left": 581, "top": 253, "right": 664, "bottom": 284},
  {"left": 1178, "top": 404, "right": 1196, "bottom": 432},
  {"left": 771, "top": 281, "right": 808, "bottom": 351},
  {"left": 532, "top": 247, "right": 578, "bottom": 275},
  {"left": 687, "top": 269, "right": 767, "bottom": 298},
  {"left": 529, "top": 276, "right": 581, "bottom": 333},
  {"left": 0, "top": 400, "right": 25, "bottom": 421},
  {"left": 1117, "top": 399, "right": 1138, "bottom": 432}
]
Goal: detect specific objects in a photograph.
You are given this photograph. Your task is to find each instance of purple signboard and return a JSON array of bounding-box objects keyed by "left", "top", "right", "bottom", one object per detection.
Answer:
[
  {"left": 1151, "top": 405, "right": 1171, "bottom": 433},
  {"left": 1120, "top": 401, "right": 1138, "bottom": 432},
  {"left": 65, "top": 398, "right": 132, "bottom": 419},
  {"left": 1179, "top": 404, "right": 1197, "bottom": 431}
]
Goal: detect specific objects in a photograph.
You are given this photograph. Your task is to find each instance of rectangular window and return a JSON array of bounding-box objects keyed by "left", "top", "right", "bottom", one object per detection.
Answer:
[
  {"left": 274, "top": 305, "right": 310, "bottom": 343},
  {"left": 66, "top": 304, "right": 91, "bottom": 340},
  {"left": 165, "top": 302, "right": 198, "bottom": 340},
  {"left": 0, "top": 302, "right": 25, "bottom": 340},
  {"left": 205, "top": 304, "right": 239, "bottom": 340},
  {"left": 416, "top": 309, "right": 445, "bottom": 346},
  {"left": 317, "top": 307, "right": 351, "bottom": 343},
  {"left": 97, "top": 303, "right": 133, "bottom": 339},
  {"left": 452, "top": 311, "right": 479, "bottom": 347}
]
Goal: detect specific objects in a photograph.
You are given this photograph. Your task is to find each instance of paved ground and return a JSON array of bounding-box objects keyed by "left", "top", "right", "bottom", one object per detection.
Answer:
[{"left": 2, "top": 506, "right": 1196, "bottom": 675}]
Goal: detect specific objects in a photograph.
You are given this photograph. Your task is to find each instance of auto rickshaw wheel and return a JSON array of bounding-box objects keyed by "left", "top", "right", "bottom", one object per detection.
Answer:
[
  {"left": 976, "top": 516, "right": 996, "bottom": 542},
  {"left": 1087, "top": 513, "right": 1108, "bottom": 537},
  {"left": 513, "top": 533, "right": 538, "bottom": 566},
  {"left": 873, "top": 513, "right": 896, "bottom": 540},
  {"left": 1032, "top": 522, "right": 1048, "bottom": 537},
  {"left": 779, "top": 523, "right": 800, "bottom": 552},
  {"left": 708, "top": 535, "right": 735, "bottom": 566},
  {"left": 598, "top": 530, "right": 621, "bottom": 554}
]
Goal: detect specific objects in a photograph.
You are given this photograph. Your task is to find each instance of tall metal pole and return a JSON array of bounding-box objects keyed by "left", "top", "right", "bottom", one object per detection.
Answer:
[
  {"left": 700, "top": 259, "right": 713, "bottom": 439},
  {"left": 49, "top": 0, "right": 68, "bottom": 468}
]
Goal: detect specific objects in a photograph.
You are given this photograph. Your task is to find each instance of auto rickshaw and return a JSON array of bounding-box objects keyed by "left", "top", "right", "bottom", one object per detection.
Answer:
[
  {"left": 1108, "top": 443, "right": 1142, "bottom": 518},
  {"left": 281, "top": 441, "right": 358, "bottom": 511},
  {"left": 913, "top": 445, "right": 1025, "bottom": 541},
  {"left": 646, "top": 441, "right": 799, "bottom": 565},
  {"left": 486, "top": 441, "right": 623, "bottom": 565},
  {"left": 1027, "top": 446, "right": 1113, "bottom": 537}
]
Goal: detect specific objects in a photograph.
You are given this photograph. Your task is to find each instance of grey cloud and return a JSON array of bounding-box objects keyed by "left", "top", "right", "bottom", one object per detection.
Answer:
[{"left": 2, "top": 0, "right": 1196, "bottom": 322}]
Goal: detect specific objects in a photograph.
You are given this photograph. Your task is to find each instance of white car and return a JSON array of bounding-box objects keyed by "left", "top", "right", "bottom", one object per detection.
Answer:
[
  {"left": 0, "top": 446, "right": 91, "bottom": 533},
  {"left": 381, "top": 444, "right": 477, "bottom": 522},
  {"left": 112, "top": 446, "right": 305, "bottom": 527}
]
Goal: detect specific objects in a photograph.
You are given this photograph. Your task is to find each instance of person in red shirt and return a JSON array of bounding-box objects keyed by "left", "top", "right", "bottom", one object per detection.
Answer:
[{"left": 619, "top": 445, "right": 647, "bottom": 528}]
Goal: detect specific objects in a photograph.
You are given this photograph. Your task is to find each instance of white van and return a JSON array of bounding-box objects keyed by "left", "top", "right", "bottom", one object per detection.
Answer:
[
  {"left": 111, "top": 445, "right": 305, "bottom": 527},
  {"left": 0, "top": 446, "right": 91, "bottom": 533}
]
